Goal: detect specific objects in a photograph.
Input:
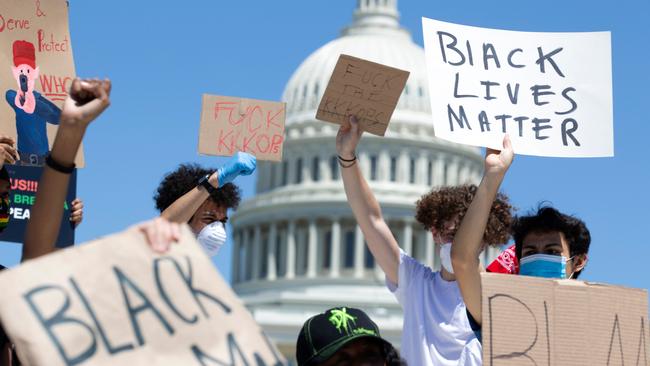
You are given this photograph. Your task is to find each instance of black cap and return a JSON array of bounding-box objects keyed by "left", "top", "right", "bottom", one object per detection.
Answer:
[{"left": 296, "top": 307, "right": 392, "bottom": 366}]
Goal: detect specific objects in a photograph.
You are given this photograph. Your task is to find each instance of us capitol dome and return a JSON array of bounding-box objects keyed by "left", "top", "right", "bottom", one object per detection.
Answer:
[{"left": 230, "top": 0, "right": 496, "bottom": 359}]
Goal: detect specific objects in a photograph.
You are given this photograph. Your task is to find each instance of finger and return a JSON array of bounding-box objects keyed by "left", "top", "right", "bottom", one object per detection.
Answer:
[
  {"left": 503, "top": 134, "right": 512, "bottom": 151},
  {"left": 103, "top": 79, "right": 112, "bottom": 95},
  {"left": 69, "top": 78, "right": 82, "bottom": 96},
  {"left": 0, "top": 136, "right": 15, "bottom": 145},
  {"left": 6, "top": 145, "right": 18, "bottom": 161},
  {"left": 170, "top": 223, "right": 181, "bottom": 242},
  {"left": 2, "top": 149, "right": 16, "bottom": 165}
]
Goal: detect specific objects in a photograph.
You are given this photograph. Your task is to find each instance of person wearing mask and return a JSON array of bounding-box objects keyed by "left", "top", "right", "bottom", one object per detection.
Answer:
[
  {"left": 153, "top": 152, "right": 255, "bottom": 256},
  {"left": 451, "top": 135, "right": 591, "bottom": 363},
  {"left": 336, "top": 116, "right": 513, "bottom": 365}
]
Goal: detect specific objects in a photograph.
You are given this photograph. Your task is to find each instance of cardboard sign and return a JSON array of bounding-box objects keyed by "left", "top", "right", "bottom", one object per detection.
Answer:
[
  {"left": 0, "top": 0, "right": 84, "bottom": 166},
  {"left": 316, "top": 54, "right": 410, "bottom": 136},
  {"left": 0, "top": 225, "right": 286, "bottom": 366},
  {"left": 422, "top": 18, "right": 613, "bottom": 157},
  {"left": 199, "top": 94, "right": 286, "bottom": 162},
  {"left": 481, "top": 273, "right": 649, "bottom": 365},
  {"left": 0, "top": 164, "right": 77, "bottom": 247}
]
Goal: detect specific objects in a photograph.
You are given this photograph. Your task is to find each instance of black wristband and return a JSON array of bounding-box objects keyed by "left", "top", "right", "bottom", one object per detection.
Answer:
[
  {"left": 46, "top": 154, "right": 75, "bottom": 174},
  {"left": 337, "top": 154, "right": 357, "bottom": 162},
  {"left": 198, "top": 174, "right": 218, "bottom": 195}
]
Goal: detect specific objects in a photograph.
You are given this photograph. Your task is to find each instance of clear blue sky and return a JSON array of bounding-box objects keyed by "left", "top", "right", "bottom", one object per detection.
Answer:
[{"left": 1, "top": 0, "right": 648, "bottom": 291}]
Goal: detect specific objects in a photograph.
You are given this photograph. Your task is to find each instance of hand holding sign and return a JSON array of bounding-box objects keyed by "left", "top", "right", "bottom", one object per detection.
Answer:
[
  {"left": 317, "top": 54, "right": 410, "bottom": 136},
  {"left": 485, "top": 134, "right": 514, "bottom": 177},
  {"left": 0, "top": 135, "right": 17, "bottom": 167},
  {"left": 0, "top": 223, "right": 286, "bottom": 365},
  {"left": 336, "top": 115, "right": 363, "bottom": 160}
]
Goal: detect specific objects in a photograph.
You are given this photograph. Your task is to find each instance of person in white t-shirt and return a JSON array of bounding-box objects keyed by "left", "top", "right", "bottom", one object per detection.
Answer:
[{"left": 336, "top": 116, "right": 513, "bottom": 365}]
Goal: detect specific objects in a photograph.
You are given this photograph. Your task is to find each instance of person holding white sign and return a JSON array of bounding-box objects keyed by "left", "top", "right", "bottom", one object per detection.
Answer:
[
  {"left": 336, "top": 116, "right": 513, "bottom": 366},
  {"left": 451, "top": 135, "right": 591, "bottom": 353},
  {"left": 154, "top": 152, "right": 256, "bottom": 256}
]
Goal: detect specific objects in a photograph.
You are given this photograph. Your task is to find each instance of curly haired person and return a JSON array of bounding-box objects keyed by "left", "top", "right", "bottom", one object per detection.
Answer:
[
  {"left": 335, "top": 116, "right": 513, "bottom": 366},
  {"left": 153, "top": 152, "right": 255, "bottom": 256}
]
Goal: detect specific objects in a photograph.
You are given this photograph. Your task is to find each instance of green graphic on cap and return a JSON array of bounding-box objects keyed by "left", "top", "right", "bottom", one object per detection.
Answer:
[
  {"left": 328, "top": 308, "right": 357, "bottom": 334},
  {"left": 353, "top": 328, "right": 377, "bottom": 336}
]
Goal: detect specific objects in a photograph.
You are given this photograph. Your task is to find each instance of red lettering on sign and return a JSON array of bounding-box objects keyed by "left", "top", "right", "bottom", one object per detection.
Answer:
[
  {"left": 38, "top": 74, "right": 71, "bottom": 101},
  {"left": 269, "top": 134, "right": 284, "bottom": 154},
  {"left": 0, "top": 14, "right": 31, "bottom": 32},
  {"left": 37, "top": 29, "right": 69, "bottom": 53}
]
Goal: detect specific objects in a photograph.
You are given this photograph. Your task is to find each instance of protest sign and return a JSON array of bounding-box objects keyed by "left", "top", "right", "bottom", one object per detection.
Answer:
[
  {"left": 0, "top": 225, "right": 286, "bottom": 366},
  {"left": 481, "top": 273, "right": 649, "bottom": 365},
  {"left": 316, "top": 54, "right": 410, "bottom": 136},
  {"left": 0, "top": 164, "right": 76, "bottom": 247},
  {"left": 422, "top": 17, "right": 613, "bottom": 157},
  {"left": 0, "top": 0, "right": 84, "bottom": 166},
  {"left": 199, "top": 94, "right": 286, "bottom": 162}
]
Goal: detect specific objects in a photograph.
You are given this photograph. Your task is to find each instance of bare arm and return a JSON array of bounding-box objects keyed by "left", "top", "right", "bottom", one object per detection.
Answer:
[
  {"left": 22, "top": 79, "right": 111, "bottom": 261},
  {"left": 160, "top": 152, "right": 255, "bottom": 223},
  {"left": 451, "top": 135, "right": 513, "bottom": 325},
  {"left": 160, "top": 175, "right": 217, "bottom": 223},
  {"left": 337, "top": 116, "right": 401, "bottom": 284}
]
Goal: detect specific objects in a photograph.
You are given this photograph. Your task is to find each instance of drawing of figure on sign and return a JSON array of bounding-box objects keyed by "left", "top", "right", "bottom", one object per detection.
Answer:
[{"left": 5, "top": 40, "right": 61, "bottom": 166}]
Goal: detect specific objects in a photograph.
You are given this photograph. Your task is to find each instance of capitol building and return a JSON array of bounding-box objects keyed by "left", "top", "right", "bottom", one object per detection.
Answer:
[{"left": 230, "top": 0, "right": 497, "bottom": 361}]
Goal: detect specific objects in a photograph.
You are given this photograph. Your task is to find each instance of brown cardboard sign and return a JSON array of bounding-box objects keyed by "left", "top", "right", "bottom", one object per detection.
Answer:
[
  {"left": 0, "top": 0, "right": 84, "bottom": 167},
  {"left": 316, "top": 54, "right": 410, "bottom": 136},
  {"left": 481, "top": 273, "right": 649, "bottom": 365},
  {"left": 199, "top": 94, "right": 285, "bottom": 162},
  {"left": 0, "top": 225, "right": 285, "bottom": 366}
]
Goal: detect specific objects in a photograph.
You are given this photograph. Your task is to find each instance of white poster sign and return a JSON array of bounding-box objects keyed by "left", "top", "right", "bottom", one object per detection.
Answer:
[{"left": 422, "top": 17, "right": 613, "bottom": 157}]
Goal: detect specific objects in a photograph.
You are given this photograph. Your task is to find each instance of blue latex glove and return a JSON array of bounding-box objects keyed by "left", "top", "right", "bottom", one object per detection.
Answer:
[{"left": 216, "top": 152, "right": 256, "bottom": 187}]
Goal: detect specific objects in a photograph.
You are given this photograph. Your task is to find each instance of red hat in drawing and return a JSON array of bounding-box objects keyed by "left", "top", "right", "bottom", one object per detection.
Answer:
[{"left": 13, "top": 40, "right": 36, "bottom": 69}]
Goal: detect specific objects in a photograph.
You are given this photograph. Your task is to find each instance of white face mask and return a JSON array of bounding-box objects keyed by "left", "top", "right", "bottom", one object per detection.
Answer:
[
  {"left": 439, "top": 242, "right": 454, "bottom": 274},
  {"left": 197, "top": 221, "right": 227, "bottom": 257}
]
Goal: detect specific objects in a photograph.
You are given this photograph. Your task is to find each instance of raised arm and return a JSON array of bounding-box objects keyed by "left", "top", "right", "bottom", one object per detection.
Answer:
[
  {"left": 22, "top": 78, "right": 111, "bottom": 261},
  {"left": 451, "top": 135, "right": 513, "bottom": 325},
  {"left": 337, "top": 116, "right": 401, "bottom": 284},
  {"left": 160, "top": 152, "right": 255, "bottom": 223}
]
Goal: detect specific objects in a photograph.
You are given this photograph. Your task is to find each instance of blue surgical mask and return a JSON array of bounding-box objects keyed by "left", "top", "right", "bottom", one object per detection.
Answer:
[{"left": 519, "top": 254, "right": 570, "bottom": 279}]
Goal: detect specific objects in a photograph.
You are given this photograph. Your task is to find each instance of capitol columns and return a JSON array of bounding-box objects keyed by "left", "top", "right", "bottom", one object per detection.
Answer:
[
  {"left": 425, "top": 229, "right": 435, "bottom": 268},
  {"left": 232, "top": 230, "right": 241, "bottom": 283},
  {"left": 354, "top": 224, "right": 364, "bottom": 278},
  {"left": 378, "top": 150, "right": 390, "bottom": 182},
  {"left": 242, "top": 228, "right": 251, "bottom": 281},
  {"left": 267, "top": 223, "right": 277, "bottom": 281},
  {"left": 329, "top": 217, "right": 341, "bottom": 278},
  {"left": 433, "top": 154, "right": 445, "bottom": 187},
  {"left": 402, "top": 218, "right": 413, "bottom": 255},
  {"left": 417, "top": 150, "right": 428, "bottom": 185},
  {"left": 307, "top": 219, "right": 318, "bottom": 278},
  {"left": 252, "top": 226, "right": 262, "bottom": 280},
  {"left": 286, "top": 220, "right": 296, "bottom": 279}
]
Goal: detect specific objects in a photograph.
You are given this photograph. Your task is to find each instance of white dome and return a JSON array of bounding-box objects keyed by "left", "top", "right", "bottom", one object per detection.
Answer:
[{"left": 282, "top": 0, "right": 431, "bottom": 127}]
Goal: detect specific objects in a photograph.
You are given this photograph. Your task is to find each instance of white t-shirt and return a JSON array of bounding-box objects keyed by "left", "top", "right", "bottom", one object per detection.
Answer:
[{"left": 386, "top": 251, "right": 482, "bottom": 366}]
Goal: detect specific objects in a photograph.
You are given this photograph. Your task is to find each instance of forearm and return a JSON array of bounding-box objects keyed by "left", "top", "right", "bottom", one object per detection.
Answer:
[
  {"left": 451, "top": 172, "right": 505, "bottom": 325},
  {"left": 340, "top": 161, "right": 400, "bottom": 283},
  {"left": 160, "top": 186, "right": 210, "bottom": 223},
  {"left": 22, "top": 126, "right": 84, "bottom": 261}
]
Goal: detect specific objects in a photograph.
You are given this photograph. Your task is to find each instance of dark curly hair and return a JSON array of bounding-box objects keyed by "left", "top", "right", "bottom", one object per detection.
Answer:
[
  {"left": 513, "top": 205, "right": 591, "bottom": 279},
  {"left": 154, "top": 163, "right": 241, "bottom": 214},
  {"left": 415, "top": 184, "right": 513, "bottom": 246},
  {"left": 382, "top": 340, "right": 407, "bottom": 366}
]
